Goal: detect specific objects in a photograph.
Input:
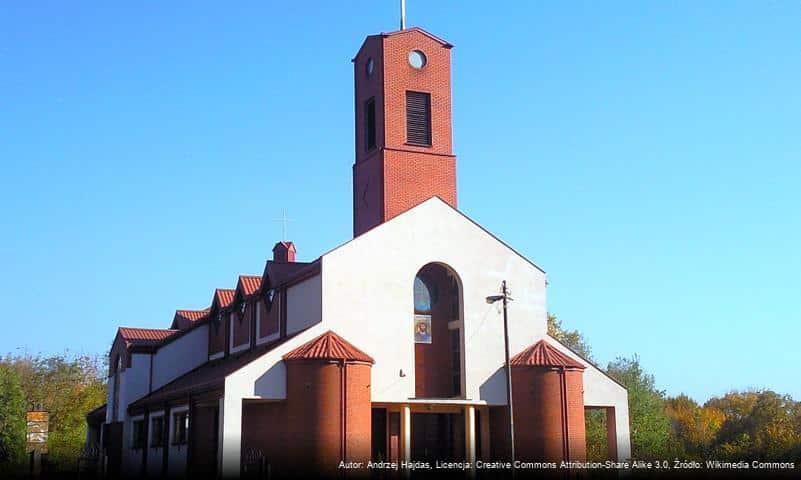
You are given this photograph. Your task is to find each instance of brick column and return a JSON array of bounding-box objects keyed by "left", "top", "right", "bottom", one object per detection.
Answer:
[{"left": 606, "top": 407, "right": 618, "bottom": 461}]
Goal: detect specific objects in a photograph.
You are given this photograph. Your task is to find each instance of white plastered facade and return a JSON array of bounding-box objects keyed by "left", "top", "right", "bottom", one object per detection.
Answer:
[{"left": 219, "top": 198, "right": 631, "bottom": 475}]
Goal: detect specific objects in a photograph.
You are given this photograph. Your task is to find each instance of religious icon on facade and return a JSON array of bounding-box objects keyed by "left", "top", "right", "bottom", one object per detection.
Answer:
[{"left": 414, "top": 314, "right": 432, "bottom": 344}]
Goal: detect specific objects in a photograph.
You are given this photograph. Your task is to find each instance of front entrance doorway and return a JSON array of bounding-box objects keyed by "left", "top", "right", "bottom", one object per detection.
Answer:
[{"left": 411, "top": 412, "right": 465, "bottom": 462}]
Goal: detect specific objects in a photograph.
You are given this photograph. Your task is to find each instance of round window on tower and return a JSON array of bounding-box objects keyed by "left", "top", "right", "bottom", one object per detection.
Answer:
[
  {"left": 408, "top": 50, "right": 427, "bottom": 69},
  {"left": 366, "top": 57, "right": 374, "bottom": 76}
]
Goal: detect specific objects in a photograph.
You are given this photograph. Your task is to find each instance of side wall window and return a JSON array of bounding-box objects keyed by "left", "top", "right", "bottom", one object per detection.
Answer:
[
  {"left": 172, "top": 411, "right": 188, "bottom": 445},
  {"left": 150, "top": 416, "right": 165, "bottom": 448},
  {"left": 365, "top": 97, "right": 377, "bottom": 151},
  {"left": 131, "top": 419, "right": 146, "bottom": 449}
]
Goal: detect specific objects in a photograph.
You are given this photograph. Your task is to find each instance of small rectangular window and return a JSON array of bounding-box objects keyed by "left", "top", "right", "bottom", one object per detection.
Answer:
[
  {"left": 150, "top": 416, "right": 165, "bottom": 448},
  {"left": 131, "top": 419, "right": 146, "bottom": 449},
  {"left": 365, "top": 97, "right": 377, "bottom": 151},
  {"left": 406, "top": 91, "right": 432, "bottom": 146},
  {"left": 172, "top": 411, "right": 188, "bottom": 445}
]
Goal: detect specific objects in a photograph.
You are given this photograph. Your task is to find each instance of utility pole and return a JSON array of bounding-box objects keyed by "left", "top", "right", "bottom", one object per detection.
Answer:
[{"left": 487, "top": 281, "right": 515, "bottom": 474}]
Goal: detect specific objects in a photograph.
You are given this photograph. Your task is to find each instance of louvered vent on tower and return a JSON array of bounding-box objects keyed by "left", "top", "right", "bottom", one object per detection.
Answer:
[{"left": 406, "top": 91, "right": 432, "bottom": 146}]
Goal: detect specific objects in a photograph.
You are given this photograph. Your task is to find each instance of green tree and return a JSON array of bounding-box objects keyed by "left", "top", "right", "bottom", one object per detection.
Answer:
[
  {"left": 547, "top": 313, "right": 592, "bottom": 361},
  {"left": 665, "top": 394, "right": 724, "bottom": 458},
  {"left": 606, "top": 355, "right": 683, "bottom": 459},
  {"left": 1, "top": 353, "right": 107, "bottom": 471},
  {"left": 0, "top": 365, "right": 26, "bottom": 471},
  {"left": 706, "top": 390, "right": 801, "bottom": 461}
]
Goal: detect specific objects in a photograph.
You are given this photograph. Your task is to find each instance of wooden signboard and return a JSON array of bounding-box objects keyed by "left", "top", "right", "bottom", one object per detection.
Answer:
[{"left": 26, "top": 411, "right": 49, "bottom": 454}]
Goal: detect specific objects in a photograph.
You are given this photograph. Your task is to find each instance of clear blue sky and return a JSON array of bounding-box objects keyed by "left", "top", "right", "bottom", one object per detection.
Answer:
[{"left": 1, "top": 1, "right": 799, "bottom": 402}]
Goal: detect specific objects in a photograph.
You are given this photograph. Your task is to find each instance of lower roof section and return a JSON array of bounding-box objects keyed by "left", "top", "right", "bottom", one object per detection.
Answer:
[{"left": 128, "top": 332, "right": 301, "bottom": 415}]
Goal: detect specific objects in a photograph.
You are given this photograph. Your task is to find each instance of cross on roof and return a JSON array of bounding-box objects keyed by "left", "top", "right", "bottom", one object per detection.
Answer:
[{"left": 274, "top": 210, "right": 294, "bottom": 241}]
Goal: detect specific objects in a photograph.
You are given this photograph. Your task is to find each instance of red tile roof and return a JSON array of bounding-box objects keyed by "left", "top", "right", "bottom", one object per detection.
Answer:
[
  {"left": 238, "top": 275, "right": 262, "bottom": 296},
  {"left": 214, "top": 288, "right": 235, "bottom": 309},
  {"left": 283, "top": 330, "right": 374, "bottom": 363},
  {"left": 510, "top": 339, "right": 585, "bottom": 370},
  {"left": 273, "top": 241, "right": 296, "bottom": 251},
  {"left": 118, "top": 327, "right": 179, "bottom": 347},
  {"left": 171, "top": 309, "right": 209, "bottom": 330}
]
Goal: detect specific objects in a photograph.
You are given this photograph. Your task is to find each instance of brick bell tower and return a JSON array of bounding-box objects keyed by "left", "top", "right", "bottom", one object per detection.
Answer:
[{"left": 352, "top": 27, "right": 457, "bottom": 237}]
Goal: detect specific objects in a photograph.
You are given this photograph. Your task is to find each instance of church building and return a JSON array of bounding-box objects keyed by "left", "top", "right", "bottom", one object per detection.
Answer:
[{"left": 87, "top": 25, "right": 631, "bottom": 478}]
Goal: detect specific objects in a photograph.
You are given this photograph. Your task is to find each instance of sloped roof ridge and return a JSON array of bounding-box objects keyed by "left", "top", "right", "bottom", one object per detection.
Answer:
[
  {"left": 381, "top": 26, "right": 453, "bottom": 48},
  {"left": 283, "top": 330, "right": 374, "bottom": 363},
  {"left": 510, "top": 338, "right": 585, "bottom": 369}
]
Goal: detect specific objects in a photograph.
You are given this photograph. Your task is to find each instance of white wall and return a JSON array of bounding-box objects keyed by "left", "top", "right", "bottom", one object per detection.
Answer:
[
  {"left": 219, "top": 198, "right": 631, "bottom": 469},
  {"left": 105, "top": 375, "right": 116, "bottom": 423},
  {"left": 286, "top": 275, "right": 322, "bottom": 335},
  {"left": 152, "top": 324, "right": 209, "bottom": 390},
  {"left": 321, "top": 197, "right": 549, "bottom": 403}
]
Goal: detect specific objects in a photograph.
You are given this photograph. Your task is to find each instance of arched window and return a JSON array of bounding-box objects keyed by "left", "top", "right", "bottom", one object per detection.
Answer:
[{"left": 413, "top": 263, "right": 463, "bottom": 398}]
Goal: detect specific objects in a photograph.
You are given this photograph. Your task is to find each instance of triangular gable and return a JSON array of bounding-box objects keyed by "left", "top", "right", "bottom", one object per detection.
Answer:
[
  {"left": 171, "top": 309, "right": 209, "bottom": 330},
  {"left": 382, "top": 27, "right": 453, "bottom": 48},
  {"left": 211, "top": 288, "right": 236, "bottom": 311},
  {"left": 352, "top": 27, "right": 453, "bottom": 61},
  {"left": 235, "top": 275, "right": 262, "bottom": 300},
  {"left": 321, "top": 196, "right": 546, "bottom": 274}
]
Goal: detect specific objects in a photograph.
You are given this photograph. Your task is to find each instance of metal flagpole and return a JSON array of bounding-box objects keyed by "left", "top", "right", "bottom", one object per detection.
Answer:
[{"left": 400, "top": 0, "right": 406, "bottom": 30}]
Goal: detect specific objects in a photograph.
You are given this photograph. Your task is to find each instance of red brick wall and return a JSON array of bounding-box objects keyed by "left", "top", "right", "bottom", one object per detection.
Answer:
[
  {"left": 344, "top": 363, "right": 372, "bottom": 464},
  {"left": 354, "top": 36, "right": 385, "bottom": 163},
  {"left": 257, "top": 298, "right": 280, "bottom": 340},
  {"left": 512, "top": 367, "right": 586, "bottom": 462},
  {"left": 208, "top": 313, "right": 226, "bottom": 357},
  {"left": 189, "top": 405, "right": 219, "bottom": 476},
  {"left": 282, "top": 360, "right": 372, "bottom": 476},
  {"left": 231, "top": 303, "right": 252, "bottom": 349},
  {"left": 383, "top": 149, "right": 456, "bottom": 223},
  {"left": 352, "top": 155, "right": 384, "bottom": 236},
  {"left": 381, "top": 31, "right": 453, "bottom": 156},
  {"left": 241, "top": 401, "right": 287, "bottom": 472},
  {"left": 352, "top": 30, "right": 457, "bottom": 236},
  {"left": 565, "top": 370, "right": 587, "bottom": 461}
]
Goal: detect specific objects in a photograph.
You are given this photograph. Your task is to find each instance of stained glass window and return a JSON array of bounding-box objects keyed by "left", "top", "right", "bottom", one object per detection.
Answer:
[{"left": 414, "top": 275, "right": 437, "bottom": 313}]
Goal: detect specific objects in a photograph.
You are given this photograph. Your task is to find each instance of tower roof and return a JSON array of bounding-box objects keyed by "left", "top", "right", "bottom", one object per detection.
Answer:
[
  {"left": 283, "top": 330, "right": 374, "bottom": 363},
  {"left": 510, "top": 339, "right": 585, "bottom": 370}
]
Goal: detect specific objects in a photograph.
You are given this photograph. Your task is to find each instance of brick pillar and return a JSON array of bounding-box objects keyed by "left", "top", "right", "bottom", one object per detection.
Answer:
[
  {"left": 606, "top": 407, "right": 618, "bottom": 461},
  {"left": 285, "top": 360, "right": 372, "bottom": 476},
  {"left": 512, "top": 366, "right": 586, "bottom": 462}
]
